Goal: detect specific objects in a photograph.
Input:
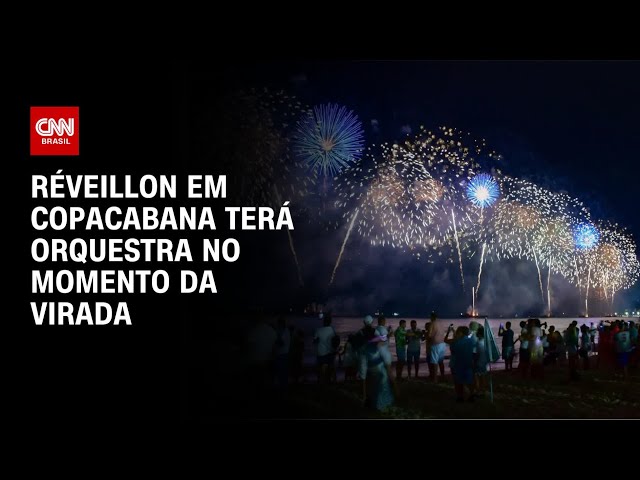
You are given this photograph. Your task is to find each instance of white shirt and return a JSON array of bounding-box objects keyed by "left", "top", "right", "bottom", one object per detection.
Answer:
[{"left": 314, "top": 326, "right": 336, "bottom": 356}]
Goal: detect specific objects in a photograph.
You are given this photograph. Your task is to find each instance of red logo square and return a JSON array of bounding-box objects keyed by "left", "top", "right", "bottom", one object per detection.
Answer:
[{"left": 30, "top": 106, "right": 80, "bottom": 156}]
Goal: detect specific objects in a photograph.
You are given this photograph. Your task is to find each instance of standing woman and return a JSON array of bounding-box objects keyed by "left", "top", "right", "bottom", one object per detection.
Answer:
[
  {"left": 375, "top": 315, "right": 392, "bottom": 367},
  {"left": 529, "top": 319, "right": 544, "bottom": 380},
  {"left": 359, "top": 326, "right": 394, "bottom": 412}
]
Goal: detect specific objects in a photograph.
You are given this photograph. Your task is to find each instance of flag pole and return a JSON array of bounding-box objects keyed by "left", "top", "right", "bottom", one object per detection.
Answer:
[
  {"left": 489, "top": 355, "right": 494, "bottom": 403},
  {"left": 484, "top": 316, "right": 496, "bottom": 403}
]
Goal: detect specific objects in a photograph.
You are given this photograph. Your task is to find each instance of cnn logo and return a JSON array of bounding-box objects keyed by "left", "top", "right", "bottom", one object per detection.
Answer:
[
  {"left": 36, "top": 118, "right": 74, "bottom": 136},
  {"left": 31, "top": 106, "right": 79, "bottom": 156}
]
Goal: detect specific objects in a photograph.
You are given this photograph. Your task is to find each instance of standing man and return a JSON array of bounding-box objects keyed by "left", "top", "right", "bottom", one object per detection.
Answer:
[
  {"left": 313, "top": 313, "right": 337, "bottom": 384},
  {"left": 499, "top": 321, "right": 515, "bottom": 371},
  {"left": 406, "top": 320, "right": 424, "bottom": 378},
  {"left": 393, "top": 320, "right": 407, "bottom": 380},
  {"left": 426, "top": 312, "right": 447, "bottom": 382},
  {"left": 614, "top": 321, "right": 631, "bottom": 380}
]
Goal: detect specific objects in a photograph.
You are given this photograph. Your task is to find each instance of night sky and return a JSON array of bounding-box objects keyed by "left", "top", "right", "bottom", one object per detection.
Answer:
[{"left": 189, "top": 62, "right": 640, "bottom": 316}]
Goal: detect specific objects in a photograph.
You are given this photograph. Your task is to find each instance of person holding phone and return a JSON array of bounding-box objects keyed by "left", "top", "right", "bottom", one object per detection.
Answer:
[{"left": 445, "top": 325, "right": 476, "bottom": 402}]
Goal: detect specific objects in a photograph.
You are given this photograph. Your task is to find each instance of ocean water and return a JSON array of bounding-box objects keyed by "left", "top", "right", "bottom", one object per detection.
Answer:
[{"left": 290, "top": 316, "right": 618, "bottom": 376}]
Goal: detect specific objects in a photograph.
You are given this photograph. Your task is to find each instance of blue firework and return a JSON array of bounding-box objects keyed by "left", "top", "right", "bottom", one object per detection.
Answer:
[
  {"left": 467, "top": 173, "right": 500, "bottom": 208},
  {"left": 574, "top": 223, "right": 600, "bottom": 250},
  {"left": 294, "top": 103, "right": 364, "bottom": 177}
]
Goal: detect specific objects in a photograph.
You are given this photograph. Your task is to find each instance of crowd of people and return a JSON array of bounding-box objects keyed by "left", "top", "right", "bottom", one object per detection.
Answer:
[
  {"left": 244, "top": 313, "right": 639, "bottom": 411},
  {"left": 502, "top": 318, "right": 639, "bottom": 381}
]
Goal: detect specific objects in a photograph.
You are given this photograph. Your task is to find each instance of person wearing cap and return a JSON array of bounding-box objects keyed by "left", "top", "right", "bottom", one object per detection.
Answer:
[
  {"left": 348, "top": 315, "right": 375, "bottom": 369},
  {"left": 375, "top": 315, "right": 392, "bottom": 366}
]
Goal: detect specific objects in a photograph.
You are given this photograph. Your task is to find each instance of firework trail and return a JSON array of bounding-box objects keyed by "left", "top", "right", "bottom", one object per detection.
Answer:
[
  {"left": 526, "top": 191, "right": 590, "bottom": 314},
  {"left": 611, "top": 290, "right": 615, "bottom": 311},
  {"left": 451, "top": 208, "right": 464, "bottom": 290},
  {"left": 329, "top": 208, "right": 360, "bottom": 286},
  {"left": 573, "top": 222, "right": 600, "bottom": 316},
  {"left": 574, "top": 256, "right": 581, "bottom": 296},
  {"left": 585, "top": 265, "right": 591, "bottom": 317},
  {"left": 547, "top": 257, "right": 553, "bottom": 317},
  {"left": 474, "top": 242, "right": 487, "bottom": 314},
  {"left": 274, "top": 185, "right": 304, "bottom": 287},
  {"left": 530, "top": 241, "right": 545, "bottom": 305},
  {"left": 538, "top": 209, "right": 577, "bottom": 316},
  {"left": 288, "top": 228, "right": 304, "bottom": 287},
  {"left": 502, "top": 181, "right": 544, "bottom": 304},
  {"left": 472, "top": 287, "right": 476, "bottom": 315},
  {"left": 466, "top": 172, "right": 500, "bottom": 314},
  {"left": 492, "top": 178, "right": 586, "bottom": 312}
]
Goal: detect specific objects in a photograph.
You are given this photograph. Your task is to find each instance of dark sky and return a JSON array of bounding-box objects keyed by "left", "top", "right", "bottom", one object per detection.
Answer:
[
  {"left": 260, "top": 61, "right": 640, "bottom": 228},
  {"left": 194, "top": 61, "right": 640, "bottom": 315}
]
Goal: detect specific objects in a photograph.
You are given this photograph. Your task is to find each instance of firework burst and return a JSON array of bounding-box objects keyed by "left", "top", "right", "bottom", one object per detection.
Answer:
[
  {"left": 589, "top": 224, "right": 640, "bottom": 312},
  {"left": 294, "top": 103, "right": 364, "bottom": 177},
  {"left": 328, "top": 121, "right": 638, "bottom": 311},
  {"left": 467, "top": 173, "right": 500, "bottom": 208},
  {"left": 574, "top": 223, "right": 600, "bottom": 250},
  {"left": 333, "top": 126, "right": 503, "bottom": 288},
  {"left": 335, "top": 143, "right": 446, "bottom": 253}
]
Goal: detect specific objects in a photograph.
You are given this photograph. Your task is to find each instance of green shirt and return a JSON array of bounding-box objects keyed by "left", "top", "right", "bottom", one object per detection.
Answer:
[{"left": 395, "top": 326, "right": 407, "bottom": 348}]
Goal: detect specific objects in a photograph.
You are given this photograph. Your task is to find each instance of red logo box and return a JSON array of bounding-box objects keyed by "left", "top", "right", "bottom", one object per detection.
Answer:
[{"left": 30, "top": 106, "right": 80, "bottom": 156}]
